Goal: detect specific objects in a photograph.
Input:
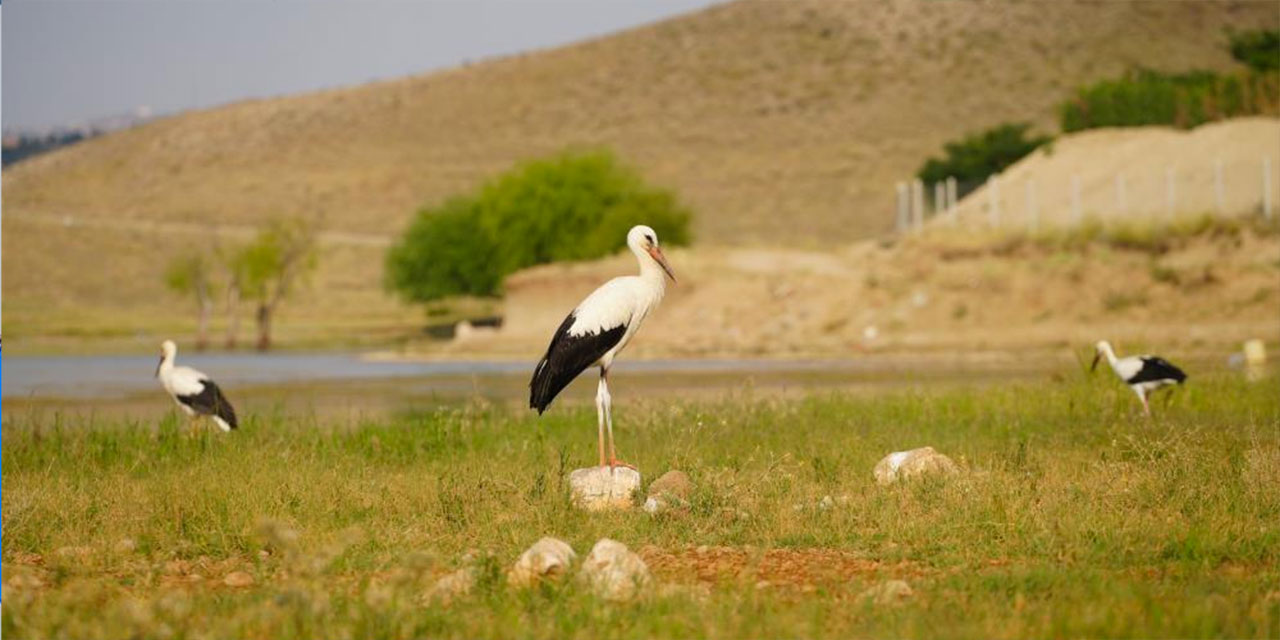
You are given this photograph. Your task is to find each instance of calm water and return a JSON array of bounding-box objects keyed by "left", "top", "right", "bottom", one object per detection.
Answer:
[{"left": 1, "top": 351, "right": 1071, "bottom": 418}]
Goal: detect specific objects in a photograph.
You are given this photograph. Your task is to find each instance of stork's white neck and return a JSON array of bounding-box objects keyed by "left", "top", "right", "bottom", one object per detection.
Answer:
[
  {"left": 1098, "top": 342, "right": 1118, "bottom": 366},
  {"left": 631, "top": 243, "right": 667, "bottom": 289}
]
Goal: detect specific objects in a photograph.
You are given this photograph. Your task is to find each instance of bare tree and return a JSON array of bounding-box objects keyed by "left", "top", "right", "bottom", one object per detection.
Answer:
[
  {"left": 163, "top": 254, "right": 217, "bottom": 350},
  {"left": 235, "top": 217, "right": 320, "bottom": 351}
]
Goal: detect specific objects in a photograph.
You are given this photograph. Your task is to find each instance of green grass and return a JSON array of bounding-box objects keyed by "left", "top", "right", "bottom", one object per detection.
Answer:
[{"left": 4, "top": 374, "right": 1280, "bottom": 639}]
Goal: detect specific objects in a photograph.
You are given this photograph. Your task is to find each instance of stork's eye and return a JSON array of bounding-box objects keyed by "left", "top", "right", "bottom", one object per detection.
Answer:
[{"left": 646, "top": 234, "right": 656, "bottom": 245}]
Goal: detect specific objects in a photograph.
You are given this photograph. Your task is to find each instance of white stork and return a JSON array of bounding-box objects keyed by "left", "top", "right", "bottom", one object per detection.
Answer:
[
  {"left": 529, "top": 225, "right": 676, "bottom": 469},
  {"left": 1091, "top": 340, "right": 1187, "bottom": 416},
  {"left": 156, "top": 339, "right": 239, "bottom": 431}
]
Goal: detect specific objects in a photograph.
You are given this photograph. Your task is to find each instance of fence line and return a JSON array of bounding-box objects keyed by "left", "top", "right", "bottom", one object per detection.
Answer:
[{"left": 894, "top": 155, "right": 1277, "bottom": 233}]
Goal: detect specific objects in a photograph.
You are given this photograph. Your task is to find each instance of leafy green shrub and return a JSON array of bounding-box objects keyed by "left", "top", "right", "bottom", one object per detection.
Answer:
[
  {"left": 385, "top": 198, "right": 503, "bottom": 302},
  {"left": 1059, "top": 68, "right": 1279, "bottom": 132},
  {"left": 386, "top": 149, "right": 692, "bottom": 303},
  {"left": 1228, "top": 29, "right": 1279, "bottom": 73},
  {"left": 916, "top": 122, "right": 1051, "bottom": 193}
]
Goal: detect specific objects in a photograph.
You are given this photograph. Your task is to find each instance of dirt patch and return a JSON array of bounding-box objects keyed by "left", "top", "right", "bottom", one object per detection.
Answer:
[{"left": 637, "top": 545, "right": 922, "bottom": 588}]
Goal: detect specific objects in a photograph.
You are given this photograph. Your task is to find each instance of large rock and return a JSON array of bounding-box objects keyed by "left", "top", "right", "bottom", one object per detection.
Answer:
[
  {"left": 569, "top": 466, "right": 641, "bottom": 511},
  {"left": 579, "top": 539, "right": 651, "bottom": 602},
  {"left": 873, "top": 446, "right": 959, "bottom": 485},
  {"left": 507, "top": 537, "right": 576, "bottom": 587},
  {"left": 643, "top": 470, "right": 693, "bottom": 515}
]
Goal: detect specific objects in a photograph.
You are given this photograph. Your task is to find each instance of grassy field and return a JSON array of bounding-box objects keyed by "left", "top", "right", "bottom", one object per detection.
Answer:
[{"left": 3, "top": 372, "right": 1279, "bottom": 638}]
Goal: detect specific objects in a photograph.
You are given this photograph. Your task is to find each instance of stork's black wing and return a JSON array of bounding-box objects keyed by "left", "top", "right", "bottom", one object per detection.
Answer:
[
  {"left": 529, "top": 312, "right": 626, "bottom": 414},
  {"left": 176, "top": 378, "right": 239, "bottom": 429},
  {"left": 1128, "top": 356, "right": 1187, "bottom": 385}
]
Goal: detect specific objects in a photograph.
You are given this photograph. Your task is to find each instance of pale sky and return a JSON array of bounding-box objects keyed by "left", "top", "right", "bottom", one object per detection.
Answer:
[{"left": 1, "top": 0, "right": 720, "bottom": 132}]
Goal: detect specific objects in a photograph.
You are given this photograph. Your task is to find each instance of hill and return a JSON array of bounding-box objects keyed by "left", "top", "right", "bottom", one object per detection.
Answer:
[
  {"left": 3, "top": 1, "right": 1277, "bottom": 352},
  {"left": 5, "top": 1, "right": 1275, "bottom": 243}
]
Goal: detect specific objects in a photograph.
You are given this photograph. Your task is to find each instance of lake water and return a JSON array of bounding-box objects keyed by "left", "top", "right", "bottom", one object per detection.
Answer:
[
  {"left": 1, "top": 351, "right": 1070, "bottom": 400},
  {"left": 1, "top": 350, "right": 1075, "bottom": 420}
]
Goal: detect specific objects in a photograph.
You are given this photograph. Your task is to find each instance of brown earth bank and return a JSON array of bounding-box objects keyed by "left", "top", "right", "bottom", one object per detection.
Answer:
[{"left": 398, "top": 219, "right": 1280, "bottom": 360}]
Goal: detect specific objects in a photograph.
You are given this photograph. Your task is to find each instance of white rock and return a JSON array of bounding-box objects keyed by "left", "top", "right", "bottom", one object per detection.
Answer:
[
  {"left": 569, "top": 466, "right": 641, "bottom": 511},
  {"left": 507, "top": 537, "right": 576, "bottom": 587},
  {"left": 858, "top": 579, "right": 913, "bottom": 605},
  {"left": 579, "top": 539, "right": 651, "bottom": 602},
  {"left": 873, "top": 446, "right": 959, "bottom": 485},
  {"left": 642, "top": 496, "right": 663, "bottom": 515}
]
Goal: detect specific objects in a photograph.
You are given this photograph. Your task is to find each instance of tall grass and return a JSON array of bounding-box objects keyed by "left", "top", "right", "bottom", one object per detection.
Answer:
[{"left": 3, "top": 375, "right": 1279, "bottom": 638}]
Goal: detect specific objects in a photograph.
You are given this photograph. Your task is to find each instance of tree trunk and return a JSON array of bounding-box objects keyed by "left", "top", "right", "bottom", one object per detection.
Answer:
[
  {"left": 255, "top": 302, "right": 273, "bottom": 352},
  {"left": 196, "top": 298, "right": 212, "bottom": 351},
  {"left": 225, "top": 283, "right": 241, "bottom": 350}
]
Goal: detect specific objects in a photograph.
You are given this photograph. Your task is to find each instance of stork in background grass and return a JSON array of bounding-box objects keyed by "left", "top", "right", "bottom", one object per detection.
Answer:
[
  {"left": 1091, "top": 340, "right": 1188, "bottom": 416},
  {"left": 529, "top": 225, "right": 676, "bottom": 469},
  {"left": 156, "top": 340, "right": 239, "bottom": 431}
]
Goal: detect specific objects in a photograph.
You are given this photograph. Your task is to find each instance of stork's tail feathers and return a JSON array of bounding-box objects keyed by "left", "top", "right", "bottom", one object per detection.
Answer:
[
  {"left": 207, "top": 382, "right": 239, "bottom": 430},
  {"left": 529, "top": 358, "right": 561, "bottom": 414}
]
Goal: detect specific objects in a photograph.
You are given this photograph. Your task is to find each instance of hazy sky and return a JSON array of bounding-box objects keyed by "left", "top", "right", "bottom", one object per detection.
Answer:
[{"left": 2, "top": 0, "right": 720, "bottom": 131}]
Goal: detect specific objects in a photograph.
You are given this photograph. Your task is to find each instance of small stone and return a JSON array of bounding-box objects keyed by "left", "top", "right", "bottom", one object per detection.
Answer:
[
  {"left": 647, "top": 470, "right": 693, "bottom": 500},
  {"left": 426, "top": 567, "right": 475, "bottom": 605},
  {"left": 579, "top": 539, "right": 651, "bottom": 602},
  {"left": 569, "top": 466, "right": 641, "bottom": 511},
  {"left": 873, "top": 447, "right": 959, "bottom": 485},
  {"left": 508, "top": 537, "right": 576, "bottom": 587},
  {"left": 114, "top": 538, "right": 137, "bottom": 554},
  {"left": 818, "top": 495, "right": 835, "bottom": 511},
  {"left": 859, "top": 579, "right": 913, "bottom": 605},
  {"left": 54, "top": 546, "right": 93, "bottom": 559},
  {"left": 223, "top": 571, "right": 255, "bottom": 587}
]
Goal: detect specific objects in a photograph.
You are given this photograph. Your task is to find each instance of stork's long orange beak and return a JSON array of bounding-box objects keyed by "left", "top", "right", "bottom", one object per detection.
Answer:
[
  {"left": 1089, "top": 353, "right": 1100, "bottom": 373},
  {"left": 155, "top": 354, "right": 164, "bottom": 378},
  {"left": 647, "top": 245, "right": 677, "bottom": 283}
]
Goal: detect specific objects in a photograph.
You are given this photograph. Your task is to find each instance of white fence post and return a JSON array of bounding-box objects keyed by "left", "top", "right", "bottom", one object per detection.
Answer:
[
  {"left": 946, "top": 176, "right": 958, "bottom": 225},
  {"left": 911, "top": 178, "right": 925, "bottom": 232},
  {"left": 1264, "top": 157, "right": 1273, "bottom": 220},
  {"left": 1070, "top": 174, "right": 1082, "bottom": 226},
  {"left": 1026, "top": 178, "right": 1038, "bottom": 233},
  {"left": 896, "top": 181, "right": 909, "bottom": 233},
  {"left": 934, "top": 182, "right": 945, "bottom": 220},
  {"left": 1214, "top": 158, "right": 1224, "bottom": 214},
  {"left": 988, "top": 175, "right": 1000, "bottom": 228}
]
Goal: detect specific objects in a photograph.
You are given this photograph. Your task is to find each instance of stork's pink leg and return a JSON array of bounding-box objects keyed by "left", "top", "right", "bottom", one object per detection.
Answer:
[
  {"left": 601, "top": 369, "right": 636, "bottom": 470},
  {"left": 596, "top": 376, "right": 608, "bottom": 468}
]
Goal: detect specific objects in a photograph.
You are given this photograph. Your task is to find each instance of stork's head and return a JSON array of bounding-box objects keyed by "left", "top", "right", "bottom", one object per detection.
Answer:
[
  {"left": 157, "top": 340, "right": 177, "bottom": 377},
  {"left": 628, "top": 225, "right": 676, "bottom": 283},
  {"left": 1090, "top": 340, "right": 1112, "bottom": 372}
]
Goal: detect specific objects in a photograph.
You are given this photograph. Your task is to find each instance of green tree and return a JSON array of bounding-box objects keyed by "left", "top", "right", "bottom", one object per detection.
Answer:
[
  {"left": 385, "top": 148, "right": 692, "bottom": 305},
  {"left": 917, "top": 122, "right": 1051, "bottom": 189},
  {"left": 1228, "top": 29, "right": 1279, "bottom": 73},
  {"left": 235, "top": 217, "right": 320, "bottom": 351},
  {"left": 163, "top": 253, "right": 217, "bottom": 351}
]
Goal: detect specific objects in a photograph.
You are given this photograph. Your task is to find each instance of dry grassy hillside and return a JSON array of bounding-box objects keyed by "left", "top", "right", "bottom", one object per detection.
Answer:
[
  {"left": 5, "top": 1, "right": 1275, "bottom": 245},
  {"left": 4, "top": 1, "right": 1277, "bottom": 353}
]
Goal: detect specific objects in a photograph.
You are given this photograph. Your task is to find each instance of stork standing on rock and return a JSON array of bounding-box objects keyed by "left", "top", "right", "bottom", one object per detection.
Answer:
[
  {"left": 1091, "top": 340, "right": 1187, "bottom": 416},
  {"left": 156, "top": 340, "right": 239, "bottom": 431},
  {"left": 529, "top": 225, "right": 676, "bottom": 469}
]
